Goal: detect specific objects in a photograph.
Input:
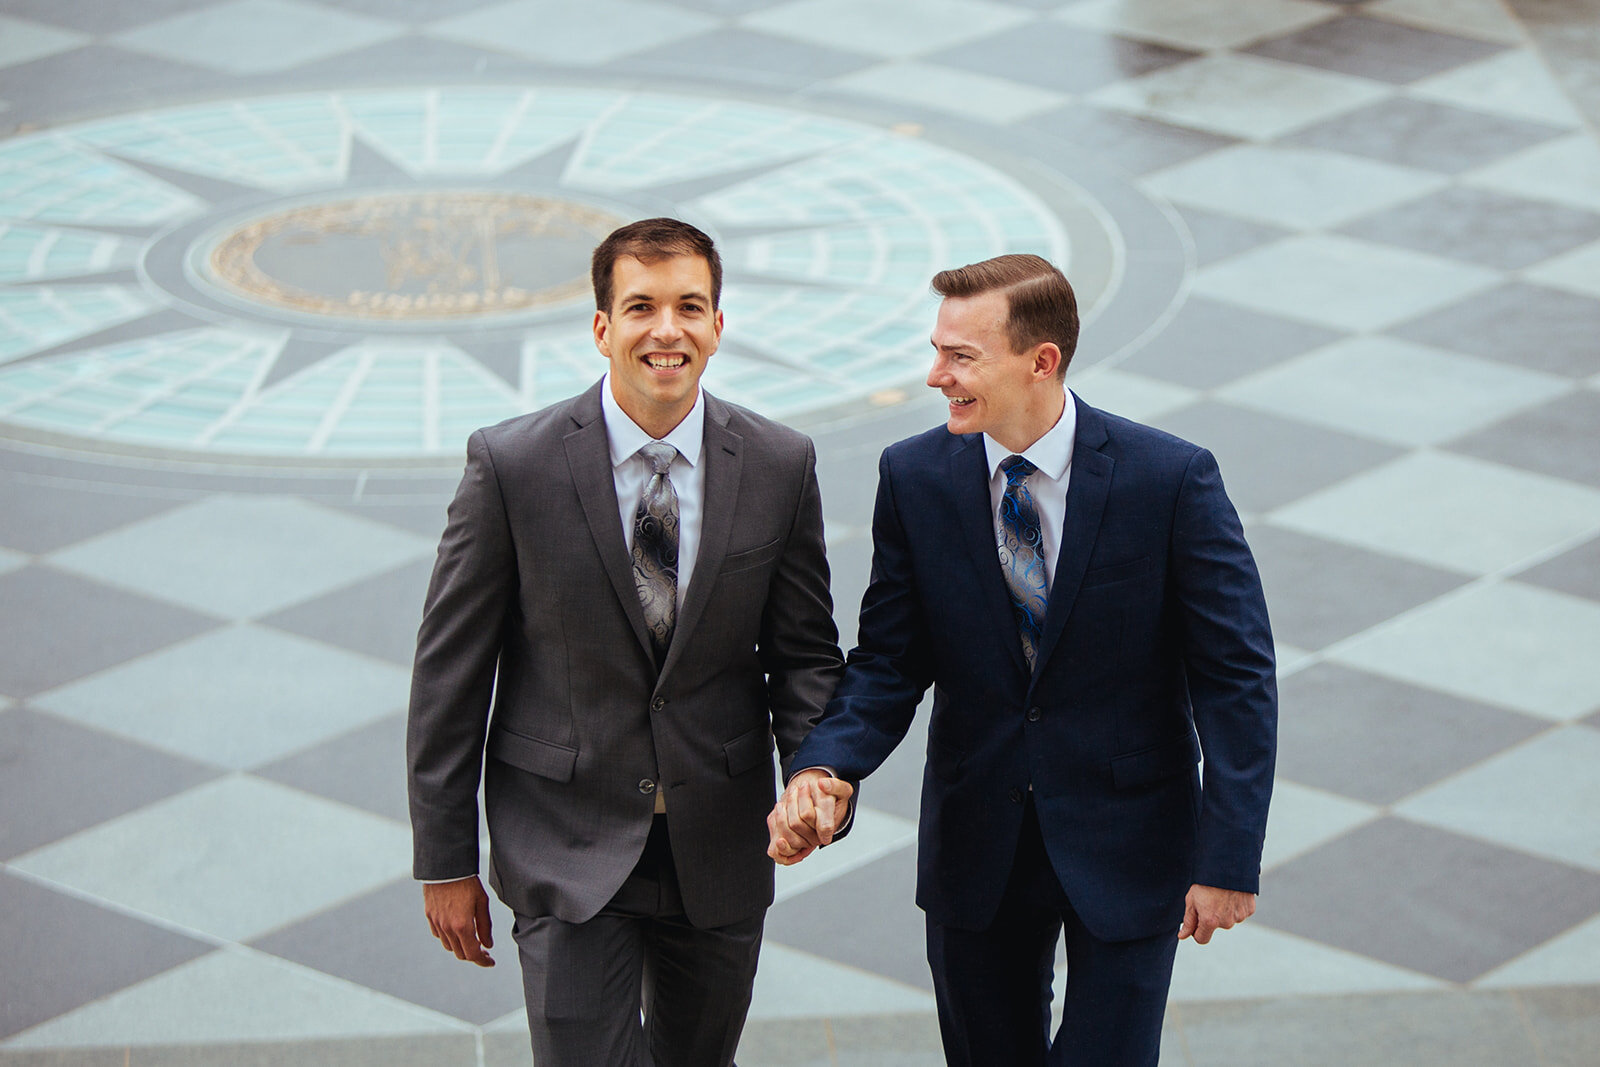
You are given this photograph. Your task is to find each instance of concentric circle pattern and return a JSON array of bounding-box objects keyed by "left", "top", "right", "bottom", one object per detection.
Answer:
[{"left": 0, "top": 88, "right": 1079, "bottom": 460}]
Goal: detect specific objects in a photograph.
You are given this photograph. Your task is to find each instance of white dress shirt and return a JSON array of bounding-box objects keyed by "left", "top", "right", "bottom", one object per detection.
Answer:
[
  {"left": 982, "top": 388, "right": 1077, "bottom": 586},
  {"left": 600, "top": 374, "right": 705, "bottom": 611}
]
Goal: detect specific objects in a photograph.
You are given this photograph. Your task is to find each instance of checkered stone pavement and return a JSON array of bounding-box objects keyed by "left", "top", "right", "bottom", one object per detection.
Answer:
[{"left": 2, "top": 0, "right": 1598, "bottom": 1064}]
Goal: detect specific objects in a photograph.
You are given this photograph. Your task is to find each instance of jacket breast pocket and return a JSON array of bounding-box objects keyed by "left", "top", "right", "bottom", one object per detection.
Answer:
[
  {"left": 487, "top": 728, "right": 578, "bottom": 782},
  {"left": 720, "top": 538, "right": 781, "bottom": 576}
]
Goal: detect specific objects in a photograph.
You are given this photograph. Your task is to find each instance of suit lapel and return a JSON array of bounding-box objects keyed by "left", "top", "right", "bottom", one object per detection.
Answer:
[
  {"left": 564, "top": 383, "right": 656, "bottom": 661},
  {"left": 1034, "top": 398, "right": 1112, "bottom": 674},
  {"left": 950, "top": 433, "right": 1031, "bottom": 678},
  {"left": 659, "top": 393, "right": 741, "bottom": 681}
]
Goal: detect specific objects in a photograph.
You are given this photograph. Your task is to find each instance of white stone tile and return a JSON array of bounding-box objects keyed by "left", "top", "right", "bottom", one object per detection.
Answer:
[
  {"left": 111, "top": 0, "right": 401, "bottom": 74},
  {"left": 1191, "top": 235, "right": 1501, "bottom": 332},
  {"left": 1478, "top": 913, "right": 1600, "bottom": 987},
  {"left": 11, "top": 775, "right": 412, "bottom": 942},
  {"left": 47, "top": 495, "right": 433, "bottom": 619},
  {"left": 1273, "top": 452, "right": 1600, "bottom": 577},
  {"left": 1142, "top": 144, "right": 1445, "bottom": 229},
  {"left": 1465, "top": 134, "right": 1600, "bottom": 214},
  {"left": 1056, "top": 0, "right": 1336, "bottom": 51},
  {"left": 826, "top": 61, "right": 1069, "bottom": 123},
  {"left": 1218, "top": 336, "right": 1573, "bottom": 446},
  {"left": 33, "top": 624, "right": 409, "bottom": 769},
  {"left": 1364, "top": 0, "right": 1529, "bottom": 44},
  {"left": 484, "top": 1006, "right": 529, "bottom": 1033},
  {"left": 773, "top": 805, "right": 917, "bottom": 904},
  {"left": 2, "top": 947, "right": 465, "bottom": 1048},
  {"left": 749, "top": 942, "right": 936, "bottom": 1019},
  {"left": 0, "top": 545, "right": 26, "bottom": 577},
  {"left": 431, "top": 0, "right": 714, "bottom": 66},
  {"left": 1261, "top": 781, "right": 1379, "bottom": 871},
  {"left": 1089, "top": 53, "right": 1391, "bottom": 140},
  {"left": 1273, "top": 641, "right": 1316, "bottom": 678},
  {"left": 1068, "top": 368, "right": 1198, "bottom": 424},
  {"left": 1332, "top": 582, "right": 1600, "bottom": 720},
  {"left": 1397, "top": 724, "right": 1600, "bottom": 874},
  {"left": 1409, "top": 50, "right": 1585, "bottom": 128},
  {"left": 1524, "top": 239, "right": 1600, "bottom": 300},
  {"left": 0, "top": 14, "right": 88, "bottom": 69},
  {"left": 1168, "top": 924, "right": 1443, "bottom": 1001},
  {"left": 744, "top": 0, "right": 1030, "bottom": 58}
]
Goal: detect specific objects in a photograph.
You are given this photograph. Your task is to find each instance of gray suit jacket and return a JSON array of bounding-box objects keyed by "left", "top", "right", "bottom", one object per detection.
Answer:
[{"left": 407, "top": 380, "right": 843, "bottom": 929}]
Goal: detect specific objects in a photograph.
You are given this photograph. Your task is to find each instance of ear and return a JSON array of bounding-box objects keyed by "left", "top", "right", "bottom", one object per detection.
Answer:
[
  {"left": 711, "top": 307, "right": 725, "bottom": 348},
  {"left": 1032, "top": 342, "right": 1062, "bottom": 381},
  {"left": 593, "top": 309, "right": 612, "bottom": 358}
]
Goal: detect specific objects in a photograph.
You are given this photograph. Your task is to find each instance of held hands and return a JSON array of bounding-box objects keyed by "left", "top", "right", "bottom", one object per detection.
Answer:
[
  {"left": 767, "top": 769, "right": 854, "bottom": 866},
  {"left": 423, "top": 876, "right": 495, "bottom": 967},
  {"left": 1179, "top": 884, "right": 1255, "bottom": 945}
]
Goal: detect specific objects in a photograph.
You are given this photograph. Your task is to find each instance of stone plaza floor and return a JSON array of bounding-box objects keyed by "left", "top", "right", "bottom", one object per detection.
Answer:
[{"left": 1, "top": 0, "right": 1598, "bottom": 1063}]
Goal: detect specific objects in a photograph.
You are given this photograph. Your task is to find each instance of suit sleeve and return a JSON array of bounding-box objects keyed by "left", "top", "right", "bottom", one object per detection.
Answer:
[
  {"left": 790, "top": 449, "right": 935, "bottom": 784},
  {"left": 1170, "top": 447, "right": 1278, "bottom": 894},
  {"left": 758, "top": 437, "right": 845, "bottom": 780},
  {"left": 406, "top": 429, "right": 516, "bottom": 882}
]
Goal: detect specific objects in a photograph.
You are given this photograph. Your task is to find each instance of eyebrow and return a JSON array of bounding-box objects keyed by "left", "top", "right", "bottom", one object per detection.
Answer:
[{"left": 623, "top": 290, "right": 711, "bottom": 305}]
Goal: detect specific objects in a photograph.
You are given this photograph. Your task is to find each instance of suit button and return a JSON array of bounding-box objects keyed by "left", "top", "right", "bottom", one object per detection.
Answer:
[
  {"left": 1009, "top": 788, "right": 1024, "bottom": 804},
  {"left": 1026, "top": 707, "right": 1041, "bottom": 722},
  {"left": 650, "top": 697, "right": 665, "bottom": 712},
  {"left": 639, "top": 779, "right": 656, "bottom": 795}
]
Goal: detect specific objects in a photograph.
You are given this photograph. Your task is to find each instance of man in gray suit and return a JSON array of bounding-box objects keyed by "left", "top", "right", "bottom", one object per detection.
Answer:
[{"left": 407, "top": 217, "right": 844, "bottom": 1065}]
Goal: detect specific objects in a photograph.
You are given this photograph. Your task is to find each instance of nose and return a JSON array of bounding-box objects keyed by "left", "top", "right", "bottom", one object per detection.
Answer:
[
  {"left": 926, "top": 354, "right": 952, "bottom": 389},
  {"left": 649, "top": 308, "right": 685, "bottom": 342}
]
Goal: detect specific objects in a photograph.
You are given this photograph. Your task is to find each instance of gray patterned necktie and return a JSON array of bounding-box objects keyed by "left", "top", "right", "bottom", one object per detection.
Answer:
[
  {"left": 999, "top": 454, "right": 1049, "bottom": 668},
  {"left": 632, "top": 442, "right": 680, "bottom": 661}
]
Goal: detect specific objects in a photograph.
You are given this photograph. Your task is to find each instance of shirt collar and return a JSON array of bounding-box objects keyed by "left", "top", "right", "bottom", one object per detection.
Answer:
[
  {"left": 983, "top": 387, "right": 1077, "bottom": 482},
  {"left": 600, "top": 373, "right": 706, "bottom": 469}
]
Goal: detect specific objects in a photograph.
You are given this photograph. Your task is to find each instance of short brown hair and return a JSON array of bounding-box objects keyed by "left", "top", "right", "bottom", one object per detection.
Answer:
[
  {"left": 931, "top": 254, "right": 1079, "bottom": 376},
  {"left": 592, "top": 217, "right": 723, "bottom": 313}
]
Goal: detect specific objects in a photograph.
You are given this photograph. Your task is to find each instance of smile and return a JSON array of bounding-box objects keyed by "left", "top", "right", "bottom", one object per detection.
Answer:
[
  {"left": 949, "top": 396, "right": 974, "bottom": 406},
  {"left": 645, "top": 354, "right": 688, "bottom": 370}
]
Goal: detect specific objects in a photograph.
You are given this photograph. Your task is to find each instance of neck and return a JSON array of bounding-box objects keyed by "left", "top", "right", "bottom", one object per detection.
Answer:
[{"left": 992, "top": 387, "right": 1066, "bottom": 454}]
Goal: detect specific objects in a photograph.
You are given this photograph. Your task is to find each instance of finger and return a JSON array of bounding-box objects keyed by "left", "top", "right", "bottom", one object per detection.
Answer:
[
  {"left": 475, "top": 892, "right": 493, "bottom": 950},
  {"left": 1193, "top": 914, "right": 1217, "bottom": 945},
  {"left": 1178, "top": 900, "right": 1197, "bottom": 941}
]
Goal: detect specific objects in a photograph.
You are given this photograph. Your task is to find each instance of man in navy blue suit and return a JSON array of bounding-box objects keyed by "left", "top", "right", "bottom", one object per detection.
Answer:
[{"left": 768, "top": 254, "right": 1277, "bottom": 1065}]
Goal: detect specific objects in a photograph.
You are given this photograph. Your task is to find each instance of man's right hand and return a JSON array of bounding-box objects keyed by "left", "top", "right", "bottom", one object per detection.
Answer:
[
  {"left": 423, "top": 876, "right": 495, "bottom": 967},
  {"left": 767, "top": 768, "right": 853, "bottom": 865}
]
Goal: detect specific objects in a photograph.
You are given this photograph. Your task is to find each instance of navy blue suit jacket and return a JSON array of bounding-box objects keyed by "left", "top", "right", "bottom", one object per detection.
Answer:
[{"left": 791, "top": 396, "right": 1277, "bottom": 942}]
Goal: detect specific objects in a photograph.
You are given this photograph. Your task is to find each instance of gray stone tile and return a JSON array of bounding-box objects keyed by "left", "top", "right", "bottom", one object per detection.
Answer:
[
  {"left": 0, "top": 706, "right": 221, "bottom": 860},
  {"left": 1153, "top": 402, "right": 1404, "bottom": 514},
  {"left": 0, "top": 45, "right": 212, "bottom": 127},
  {"left": 330, "top": 500, "right": 449, "bottom": 539},
  {"left": 765, "top": 846, "right": 931, "bottom": 992},
  {"left": 251, "top": 877, "right": 527, "bottom": 1025},
  {"left": 925, "top": 22, "right": 1196, "bottom": 95},
  {"left": 1274, "top": 662, "right": 1547, "bottom": 805},
  {"left": 1119, "top": 297, "right": 1343, "bottom": 389},
  {"left": 69, "top": 1036, "right": 481, "bottom": 1067},
  {"left": 1179, "top": 990, "right": 1541, "bottom": 1067},
  {"left": 738, "top": 1017, "right": 842, "bottom": 1066},
  {"left": 1338, "top": 186, "right": 1600, "bottom": 270},
  {"left": 1246, "top": 14, "right": 1504, "bottom": 84},
  {"left": 277, "top": 31, "right": 553, "bottom": 82},
  {"left": 1257, "top": 817, "right": 1600, "bottom": 981},
  {"left": 1518, "top": 985, "right": 1600, "bottom": 1067},
  {"left": 662, "top": 0, "right": 791, "bottom": 11},
  {"left": 1390, "top": 282, "right": 1600, "bottom": 379},
  {"left": 329, "top": 0, "right": 508, "bottom": 19},
  {"left": 0, "top": 566, "right": 220, "bottom": 698},
  {"left": 1284, "top": 96, "right": 1568, "bottom": 174},
  {"left": 0, "top": 0, "right": 220, "bottom": 34},
  {"left": 0, "top": 869, "right": 211, "bottom": 1040},
  {"left": 111, "top": 0, "right": 405, "bottom": 76},
  {"left": 0, "top": 479, "right": 189, "bottom": 554},
  {"left": 1446, "top": 390, "right": 1600, "bottom": 489},
  {"left": 481, "top": 1032, "right": 535, "bottom": 1067},
  {"left": 259, "top": 558, "right": 431, "bottom": 666},
  {"left": 253, "top": 713, "right": 409, "bottom": 823},
  {"left": 1247, "top": 524, "right": 1466, "bottom": 649},
  {"left": 605, "top": 26, "right": 876, "bottom": 90},
  {"left": 1020, "top": 104, "right": 1238, "bottom": 177},
  {"left": 1515, "top": 534, "right": 1600, "bottom": 603},
  {"left": 1171, "top": 206, "right": 1292, "bottom": 268}
]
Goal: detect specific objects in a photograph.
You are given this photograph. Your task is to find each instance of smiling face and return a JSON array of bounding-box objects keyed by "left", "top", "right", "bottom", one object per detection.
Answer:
[
  {"left": 927, "top": 288, "right": 1063, "bottom": 453},
  {"left": 594, "top": 253, "right": 723, "bottom": 439}
]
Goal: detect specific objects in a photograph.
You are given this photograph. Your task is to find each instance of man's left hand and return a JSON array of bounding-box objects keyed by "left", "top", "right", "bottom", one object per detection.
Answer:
[{"left": 1179, "top": 884, "right": 1255, "bottom": 944}]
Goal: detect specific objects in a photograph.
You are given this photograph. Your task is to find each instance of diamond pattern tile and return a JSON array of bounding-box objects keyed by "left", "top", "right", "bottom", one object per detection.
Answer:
[
  {"left": 1023, "top": 104, "right": 1237, "bottom": 176},
  {"left": 829, "top": 60, "right": 1068, "bottom": 123},
  {"left": 1446, "top": 391, "right": 1600, "bottom": 489},
  {"left": 1053, "top": 0, "right": 1335, "bottom": 51},
  {"left": 1258, "top": 817, "right": 1600, "bottom": 982},
  {"left": 1466, "top": 133, "right": 1600, "bottom": 214},
  {"left": 0, "top": 566, "right": 220, "bottom": 698},
  {"left": 1409, "top": 49, "right": 1587, "bottom": 128},
  {"left": 1245, "top": 14, "right": 1505, "bottom": 84},
  {"left": 0, "top": 0, "right": 225, "bottom": 34},
  {"left": 46, "top": 495, "right": 435, "bottom": 620},
  {"left": 925, "top": 21, "right": 1196, "bottom": 95},
  {"left": 0, "top": 479, "right": 188, "bottom": 554},
  {"left": 431, "top": 0, "right": 715, "bottom": 65},
  {"left": 0, "top": 15, "right": 89, "bottom": 71},
  {"left": 33, "top": 623, "right": 410, "bottom": 770},
  {"left": 1119, "top": 296, "right": 1342, "bottom": 389},
  {"left": 1526, "top": 239, "right": 1600, "bottom": 301},
  {"left": 1284, "top": 96, "right": 1567, "bottom": 174},
  {"left": 1170, "top": 205, "right": 1292, "bottom": 267},
  {"left": 1390, "top": 282, "right": 1600, "bottom": 379},
  {"left": 1514, "top": 534, "right": 1600, "bottom": 604},
  {"left": 112, "top": 0, "right": 405, "bottom": 74},
  {"left": 1337, "top": 186, "right": 1600, "bottom": 270},
  {"left": 744, "top": 0, "right": 1031, "bottom": 59},
  {"left": 259, "top": 557, "right": 431, "bottom": 666},
  {"left": 252, "top": 713, "right": 408, "bottom": 823},
  {"left": 1363, "top": 0, "right": 1528, "bottom": 45},
  {"left": 1259, "top": 780, "right": 1378, "bottom": 872},
  {"left": 1275, "top": 662, "right": 1547, "bottom": 805},
  {"left": 619, "top": 28, "right": 875, "bottom": 91}
]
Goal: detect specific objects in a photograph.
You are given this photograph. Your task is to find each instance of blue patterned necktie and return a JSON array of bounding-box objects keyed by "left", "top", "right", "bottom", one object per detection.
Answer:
[
  {"left": 632, "top": 442, "right": 680, "bottom": 661},
  {"left": 999, "top": 454, "right": 1048, "bottom": 668}
]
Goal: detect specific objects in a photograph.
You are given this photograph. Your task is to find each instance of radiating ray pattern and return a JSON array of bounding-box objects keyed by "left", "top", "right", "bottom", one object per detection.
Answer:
[{"left": 0, "top": 88, "right": 1076, "bottom": 459}]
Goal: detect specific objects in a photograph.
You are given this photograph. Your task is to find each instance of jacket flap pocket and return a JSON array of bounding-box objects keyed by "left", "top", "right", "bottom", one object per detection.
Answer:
[
  {"left": 1110, "top": 733, "right": 1199, "bottom": 789},
  {"left": 721, "top": 538, "right": 782, "bottom": 575},
  {"left": 488, "top": 729, "right": 578, "bottom": 783},
  {"left": 724, "top": 726, "right": 774, "bottom": 777},
  {"left": 1081, "top": 555, "right": 1152, "bottom": 589}
]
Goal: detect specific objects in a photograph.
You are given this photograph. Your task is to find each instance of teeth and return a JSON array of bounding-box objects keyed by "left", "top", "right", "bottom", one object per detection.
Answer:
[{"left": 646, "top": 355, "right": 686, "bottom": 369}]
